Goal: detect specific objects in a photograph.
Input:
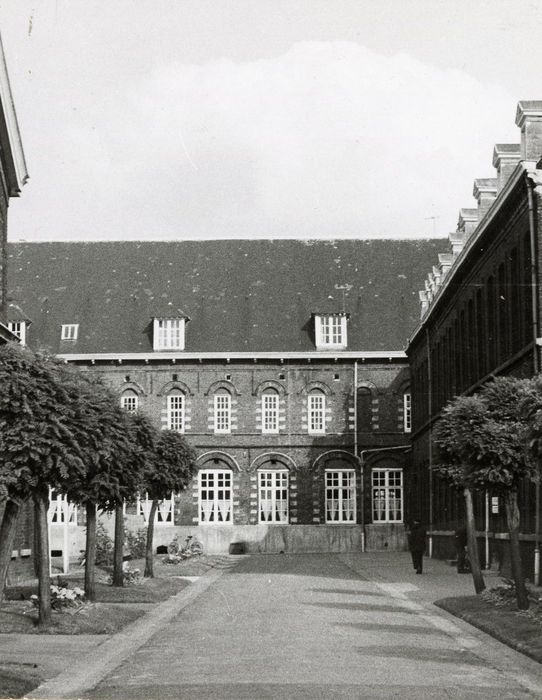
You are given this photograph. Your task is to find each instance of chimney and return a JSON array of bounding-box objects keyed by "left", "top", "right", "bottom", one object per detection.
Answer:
[
  {"left": 438, "top": 252, "right": 453, "bottom": 279},
  {"left": 492, "top": 144, "right": 521, "bottom": 191},
  {"left": 419, "top": 290, "right": 428, "bottom": 318},
  {"left": 473, "top": 178, "right": 497, "bottom": 216},
  {"left": 515, "top": 101, "right": 542, "bottom": 160},
  {"left": 449, "top": 231, "right": 466, "bottom": 258},
  {"left": 457, "top": 208, "right": 478, "bottom": 237}
]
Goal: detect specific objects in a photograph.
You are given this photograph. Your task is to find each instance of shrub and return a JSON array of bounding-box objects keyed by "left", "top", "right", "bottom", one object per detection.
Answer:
[
  {"left": 31, "top": 585, "right": 85, "bottom": 611},
  {"left": 95, "top": 521, "right": 114, "bottom": 567},
  {"left": 126, "top": 527, "right": 146, "bottom": 559}
]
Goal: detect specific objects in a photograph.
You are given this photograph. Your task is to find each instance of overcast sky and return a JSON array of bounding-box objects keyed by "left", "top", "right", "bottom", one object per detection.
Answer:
[{"left": 0, "top": 0, "right": 541, "bottom": 242}]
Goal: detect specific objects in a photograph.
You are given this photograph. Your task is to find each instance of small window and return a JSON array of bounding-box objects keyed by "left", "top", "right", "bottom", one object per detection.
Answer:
[
  {"left": 262, "top": 391, "right": 279, "bottom": 434},
  {"left": 315, "top": 314, "right": 347, "bottom": 349},
  {"left": 61, "top": 324, "right": 79, "bottom": 341},
  {"left": 325, "top": 470, "right": 356, "bottom": 523},
  {"left": 214, "top": 393, "right": 231, "bottom": 433},
  {"left": 153, "top": 318, "right": 185, "bottom": 350},
  {"left": 7, "top": 320, "right": 26, "bottom": 345},
  {"left": 199, "top": 470, "right": 232, "bottom": 523},
  {"left": 403, "top": 393, "right": 412, "bottom": 433},
  {"left": 308, "top": 391, "right": 326, "bottom": 434},
  {"left": 372, "top": 468, "right": 403, "bottom": 523},
  {"left": 167, "top": 392, "right": 185, "bottom": 432},
  {"left": 259, "top": 471, "right": 288, "bottom": 523},
  {"left": 120, "top": 391, "right": 138, "bottom": 414}
]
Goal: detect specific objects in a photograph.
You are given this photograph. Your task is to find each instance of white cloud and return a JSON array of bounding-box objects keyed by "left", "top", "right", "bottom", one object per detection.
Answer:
[{"left": 9, "top": 40, "right": 516, "bottom": 241}]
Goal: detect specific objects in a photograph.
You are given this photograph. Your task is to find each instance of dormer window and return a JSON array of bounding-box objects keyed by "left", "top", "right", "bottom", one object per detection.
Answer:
[
  {"left": 7, "top": 320, "right": 26, "bottom": 345},
  {"left": 314, "top": 314, "right": 348, "bottom": 349},
  {"left": 153, "top": 318, "right": 185, "bottom": 351},
  {"left": 61, "top": 324, "right": 79, "bottom": 341}
]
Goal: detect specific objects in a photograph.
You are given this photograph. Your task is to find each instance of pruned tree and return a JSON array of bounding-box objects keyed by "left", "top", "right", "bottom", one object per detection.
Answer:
[
  {"left": 433, "top": 395, "right": 487, "bottom": 595},
  {"left": 0, "top": 344, "right": 85, "bottom": 625},
  {"left": 141, "top": 429, "right": 196, "bottom": 578}
]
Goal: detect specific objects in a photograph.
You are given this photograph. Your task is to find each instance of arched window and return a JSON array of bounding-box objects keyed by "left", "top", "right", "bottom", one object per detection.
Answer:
[
  {"left": 261, "top": 389, "right": 279, "bottom": 434},
  {"left": 308, "top": 390, "right": 325, "bottom": 434},
  {"left": 120, "top": 389, "right": 138, "bottom": 414},
  {"left": 167, "top": 390, "right": 185, "bottom": 432},
  {"left": 403, "top": 392, "right": 412, "bottom": 433},
  {"left": 214, "top": 391, "right": 231, "bottom": 434},
  {"left": 372, "top": 468, "right": 403, "bottom": 523},
  {"left": 199, "top": 469, "right": 233, "bottom": 523},
  {"left": 258, "top": 468, "right": 288, "bottom": 523},
  {"left": 325, "top": 469, "right": 355, "bottom": 523}
]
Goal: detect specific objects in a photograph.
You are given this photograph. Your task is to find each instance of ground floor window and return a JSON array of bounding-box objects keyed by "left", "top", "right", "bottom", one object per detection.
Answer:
[
  {"left": 199, "top": 470, "right": 232, "bottom": 523},
  {"left": 259, "top": 470, "right": 288, "bottom": 523},
  {"left": 48, "top": 490, "right": 77, "bottom": 524},
  {"left": 372, "top": 468, "right": 403, "bottom": 522},
  {"left": 325, "top": 470, "right": 356, "bottom": 523},
  {"left": 137, "top": 493, "right": 174, "bottom": 524}
]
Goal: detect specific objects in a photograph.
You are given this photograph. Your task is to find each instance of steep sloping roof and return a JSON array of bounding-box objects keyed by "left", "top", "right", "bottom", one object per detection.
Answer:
[{"left": 8, "top": 239, "right": 446, "bottom": 354}]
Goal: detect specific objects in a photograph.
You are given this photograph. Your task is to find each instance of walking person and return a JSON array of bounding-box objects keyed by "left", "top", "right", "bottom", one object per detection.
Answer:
[{"left": 408, "top": 519, "right": 426, "bottom": 574}]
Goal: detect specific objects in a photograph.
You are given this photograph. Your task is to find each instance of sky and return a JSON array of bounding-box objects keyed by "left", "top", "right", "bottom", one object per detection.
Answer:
[{"left": 0, "top": 0, "right": 541, "bottom": 243}]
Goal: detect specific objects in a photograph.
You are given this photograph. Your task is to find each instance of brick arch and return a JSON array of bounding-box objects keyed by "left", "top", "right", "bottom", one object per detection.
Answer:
[
  {"left": 253, "top": 379, "right": 287, "bottom": 397},
  {"left": 365, "top": 450, "right": 406, "bottom": 469},
  {"left": 357, "top": 380, "right": 377, "bottom": 393},
  {"left": 248, "top": 452, "right": 297, "bottom": 473},
  {"left": 118, "top": 381, "right": 145, "bottom": 397},
  {"left": 196, "top": 450, "right": 241, "bottom": 472},
  {"left": 312, "top": 449, "right": 359, "bottom": 471},
  {"left": 299, "top": 380, "right": 333, "bottom": 396},
  {"left": 156, "top": 379, "right": 193, "bottom": 396},
  {"left": 204, "top": 379, "right": 240, "bottom": 396}
]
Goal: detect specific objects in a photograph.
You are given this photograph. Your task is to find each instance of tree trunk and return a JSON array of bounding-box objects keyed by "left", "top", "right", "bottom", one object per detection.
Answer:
[
  {"left": 144, "top": 499, "right": 157, "bottom": 578},
  {"left": 112, "top": 503, "right": 124, "bottom": 587},
  {"left": 0, "top": 499, "right": 21, "bottom": 604},
  {"left": 504, "top": 489, "right": 529, "bottom": 610},
  {"left": 84, "top": 502, "right": 97, "bottom": 601},
  {"left": 33, "top": 490, "right": 51, "bottom": 627},
  {"left": 464, "top": 487, "right": 485, "bottom": 594}
]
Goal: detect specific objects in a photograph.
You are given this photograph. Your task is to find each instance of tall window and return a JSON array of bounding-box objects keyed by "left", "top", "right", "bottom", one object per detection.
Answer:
[
  {"left": 403, "top": 393, "right": 412, "bottom": 433},
  {"left": 262, "top": 391, "right": 279, "bottom": 434},
  {"left": 259, "top": 471, "right": 288, "bottom": 523},
  {"left": 308, "top": 391, "right": 325, "bottom": 434},
  {"left": 214, "top": 393, "right": 231, "bottom": 433},
  {"left": 167, "top": 392, "right": 184, "bottom": 432},
  {"left": 372, "top": 468, "right": 403, "bottom": 523},
  {"left": 315, "top": 314, "right": 347, "bottom": 349},
  {"left": 137, "top": 493, "right": 173, "bottom": 524},
  {"left": 48, "top": 490, "right": 77, "bottom": 524},
  {"left": 121, "top": 390, "right": 138, "bottom": 414},
  {"left": 61, "top": 324, "right": 79, "bottom": 340},
  {"left": 199, "top": 470, "right": 232, "bottom": 523},
  {"left": 325, "top": 470, "right": 356, "bottom": 523},
  {"left": 7, "top": 320, "right": 26, "bottom": 345},
  {"left": 153, "top": 318, "right": 184, "bottom": 350}
]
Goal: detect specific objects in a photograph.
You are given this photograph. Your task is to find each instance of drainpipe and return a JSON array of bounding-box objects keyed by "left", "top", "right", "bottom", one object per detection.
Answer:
[
  {"left": 354, "top": 362, "right": 362, "bottom": 550},
  {"left": 485, "top": 491, "right": 490, "bottom": 570},
  {"left": 527, "top": 176, "right": 541, "bottom": 586},
  {"left": 426, "top": 326, "right": 434, "bottom": 558}
]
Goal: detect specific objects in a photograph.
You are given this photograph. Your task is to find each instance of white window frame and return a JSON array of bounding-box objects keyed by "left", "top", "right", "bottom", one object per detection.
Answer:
[
  {"left": 137, "top": 492, "right": 174, "bottom": 525},
  {"left": 403, "top": 392, "right": 412, "bottom": 433},
  {"left": 372, "top": 468, "right": 403, "bottom": 523},
  {"left": 315, "top": 314, "right": 347, "bottom": 349},
  {"left": 308, "top": 392, "right": 326, "bottom": 434},
  {"left": 153, "top": 318, "right": 185, "bottom": 351},
  {"left": 61, "top": 323, "right": 79, "bottom": 341},
  {"left": 325, "top": 470, "right": 356, "bottom": 523},
  {"left": 199, "top": 470, "right": 232, "bottom": 524},
  {"left": 167, "top": 392, "right": 185, "bottom": 432},
  {"left": 258, "top": 470, "right": 288, "bottom": 523},
  {"left": 7, "top": 320, "right": 26, "bottom": 345},
  {"left": 120, "top": 391, "right": 138, "bottom": 414},
  {"left": 214, "top": 393, "right": 231, "bottom": 434},
  {"left": 261, "top": 392, "right": 279, "bottom": 434},
  {"left": 48, "top": 490, "right": 77, "bottom": 525}
]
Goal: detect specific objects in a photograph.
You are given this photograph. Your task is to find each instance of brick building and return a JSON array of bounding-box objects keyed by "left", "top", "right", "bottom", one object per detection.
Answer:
[
  {"left": 9, "top": 238, "right": 441, "bottom": 558},
  {"left": 407, "top": 101, "right": 542, "bottom": 583}
]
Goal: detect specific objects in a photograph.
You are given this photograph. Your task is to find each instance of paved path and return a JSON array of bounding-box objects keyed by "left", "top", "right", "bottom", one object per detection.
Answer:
[{"left": 78, "top": 553, "right": 542, "bottom": 700}]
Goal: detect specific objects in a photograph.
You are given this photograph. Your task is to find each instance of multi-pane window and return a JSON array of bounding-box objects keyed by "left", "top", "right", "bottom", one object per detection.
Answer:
[
  {"left": 372, "top": 468, "right": 403, "bottom": 523},
  {"left": 262, "top": 392, "right": 279, "bottom": 434},
  {"left": 315, "top": 314, "right": 347, "bottom": 349},
  {"left": 121, "top": 391, "right": 138, "bottom": 413},
  {"left": 259, "top": 471, "right": 288, "bottom": 523},
  {"left": 325, "top": 470, "right": 356, "bottom": 523},
  {"left": 199, "top": 470, "right": 232, "bottom": 523},
  {"left": 61, "top": 324, "right": 79, "bottom": 340},
  {"left": 153, "top": 318, "right": 184, "bottom": 350},
  {"left": 48, "top": 490, "right": 77, "bottom": 524},
  {"left": 308, "top": 392, "right": 326, "bottom": 434},
  {"left": 403, "top": 393, "right": 412, "bottom": 433},
  {"left": 7, "top": 320, "right": 26, "bottom": 345},
  {"left": 137, "top": 492, "right": 174, "bottom": 524},
  {"left": 214, "top": 393, "right": 231, "bottom": 433},
  {"left": 167, "top": 393, "right": 184, "bottom": 432}
]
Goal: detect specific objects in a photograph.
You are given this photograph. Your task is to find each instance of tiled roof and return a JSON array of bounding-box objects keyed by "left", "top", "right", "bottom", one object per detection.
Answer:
[{"left": 7, "top": 239, "right": 445, "bottom": 354}]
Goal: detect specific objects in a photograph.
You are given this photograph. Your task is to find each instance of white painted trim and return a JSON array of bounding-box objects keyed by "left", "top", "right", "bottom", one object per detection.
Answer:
[{"left": 56, "top": 350, "right": 407, "bottom": 362}]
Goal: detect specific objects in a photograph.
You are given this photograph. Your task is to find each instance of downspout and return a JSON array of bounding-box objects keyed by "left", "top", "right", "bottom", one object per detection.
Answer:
[
  {"left": 354, "top": 361, "right": 363, "bottom": 550},
  {"left": 426, "top": 326, "right": 434, "bottom": 558},
  {"left": 527, "top": 176, "right": 541, "bottom": 586}
]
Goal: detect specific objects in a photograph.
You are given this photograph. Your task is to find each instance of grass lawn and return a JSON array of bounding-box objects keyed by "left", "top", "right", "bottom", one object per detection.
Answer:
[{"left": 0, "top": 664, "right": 44, "bottom": 699}]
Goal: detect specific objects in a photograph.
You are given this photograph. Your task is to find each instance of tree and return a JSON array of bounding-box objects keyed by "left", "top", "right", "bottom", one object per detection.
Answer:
[
  {"left": 0, "top": 344, "right": 86, "bottom": 625},
  {"left": 433, "top": 395, "right": 487, "bottom": 595},
  {"left": 141, "top": 429, "right": 196, "bottom": 578}
]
